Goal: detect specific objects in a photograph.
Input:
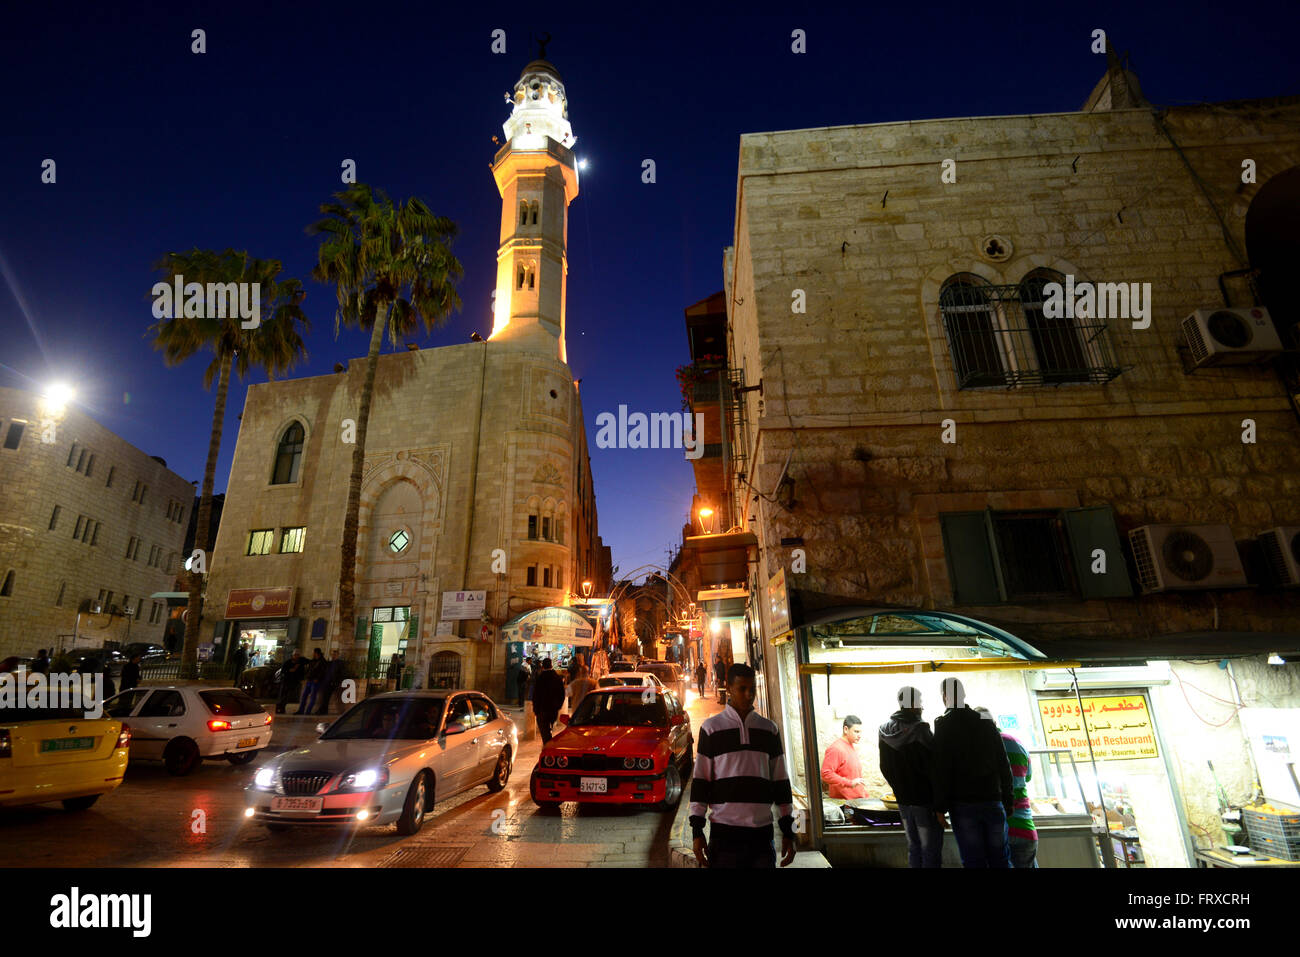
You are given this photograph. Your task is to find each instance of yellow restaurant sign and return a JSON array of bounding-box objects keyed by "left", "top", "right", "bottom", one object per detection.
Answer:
[{"left": 1038, "top": 694, "right": 1159, "bottom": 762}]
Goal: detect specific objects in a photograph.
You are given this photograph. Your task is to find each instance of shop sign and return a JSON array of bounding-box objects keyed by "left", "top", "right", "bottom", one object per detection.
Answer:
[
  {"left": 435, "top": 620, "right": 454, "bottom": 636},
  {"left": 441, "top": 590, "right": 486, "bottom": 619},
  {"left": 765, "top": 569, "right": 790, "bottom": 639},
  {"left": 311, "top": 599, "right": 332, "bottom": 609},
  {"left": 226, "top": 587, "right": 294, "bottom": 619},
  {"left": 1038, "top": 694, "right": 1159, "bottom": 762}
]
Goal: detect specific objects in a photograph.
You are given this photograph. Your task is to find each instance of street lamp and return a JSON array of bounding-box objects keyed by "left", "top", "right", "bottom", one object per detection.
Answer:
[
  {"left": 697, "top": 507, "right": 715, "bottom": 534},
  {"left": 581, "top": 580, "right": 593, "bottom": 599}
]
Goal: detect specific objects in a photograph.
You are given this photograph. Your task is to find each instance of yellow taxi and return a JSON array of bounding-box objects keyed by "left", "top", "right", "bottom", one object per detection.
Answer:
[{"left": 0, "top": 704, "right": 131, "bottom": 811}]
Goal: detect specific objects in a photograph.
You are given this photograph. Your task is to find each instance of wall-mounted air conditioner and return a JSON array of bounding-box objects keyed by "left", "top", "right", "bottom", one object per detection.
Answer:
[
  {"left": 1258, "top": 526, "right": 1300, "bottom": 587},
  {"left": 1128, "top": 524, "right": 1248, "bottom": 592},
  {"left": 1182, "top": 307, "right": 1282, "bottom": 367}
]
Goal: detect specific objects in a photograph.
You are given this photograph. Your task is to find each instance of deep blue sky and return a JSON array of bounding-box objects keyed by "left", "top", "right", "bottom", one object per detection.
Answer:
[{"left": 2, "top": 1, "right": 1296, "bottom": 577}]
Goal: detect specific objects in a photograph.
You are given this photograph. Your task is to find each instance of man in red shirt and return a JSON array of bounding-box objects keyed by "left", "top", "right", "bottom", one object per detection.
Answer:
[{"left": 822, "top": 715, "right": 870, "bottom": 799}]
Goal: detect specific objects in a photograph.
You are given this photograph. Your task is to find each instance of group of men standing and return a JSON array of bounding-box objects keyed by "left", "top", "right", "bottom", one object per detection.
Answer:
[
  {"left": 822, "top": 677, "right": 1037, "bottom": 868},
  {"left": 274, "top": 648, "right": 347, "bottom": 715}
]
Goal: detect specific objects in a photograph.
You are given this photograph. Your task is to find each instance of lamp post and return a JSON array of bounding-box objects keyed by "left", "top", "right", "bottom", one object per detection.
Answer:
[
  {"left": 697, "top": 506, "right": 715, "bottom": 535},
  {"left": 581, "top": 579, "right": 593, "bottom": 599}
]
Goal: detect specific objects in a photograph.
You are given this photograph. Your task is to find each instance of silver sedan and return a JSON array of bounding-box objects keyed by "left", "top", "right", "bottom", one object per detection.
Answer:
[{"left": 243, "top": 690, "right": 517, "bottom": 835}]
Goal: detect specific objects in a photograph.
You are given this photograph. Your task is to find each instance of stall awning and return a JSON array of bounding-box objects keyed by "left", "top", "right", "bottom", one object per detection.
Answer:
[
  {"left": 800, "top": 658, "right": 1082, "bottom": 676},
  {"left": 1017, "top": 632, "right": 1300, "bottom": 665},
  {"left": 150, "top": 591, "right": 191, "bottom": 607},
  {"left": 501, "top": 606, "right": 596, "bottom": 646}
]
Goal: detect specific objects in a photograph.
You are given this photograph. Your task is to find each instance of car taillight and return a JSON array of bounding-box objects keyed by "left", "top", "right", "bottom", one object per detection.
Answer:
[
  {"left": 0, "top": 729, "right": 10, "bottom": 758},
  {"left": 263, "top": 714, "right": 273, "bottom": 725},
  {"left": 116, "top": 724, "right": 131, "bottom": 749},
  {"left": 208, "top": 719, "right": 233, "bottom": 732}
]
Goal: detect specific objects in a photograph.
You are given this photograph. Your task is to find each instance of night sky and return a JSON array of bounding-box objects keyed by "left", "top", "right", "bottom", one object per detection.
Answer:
[{"left": 2, "top": 1, "right": 1295, "bottom": 577}]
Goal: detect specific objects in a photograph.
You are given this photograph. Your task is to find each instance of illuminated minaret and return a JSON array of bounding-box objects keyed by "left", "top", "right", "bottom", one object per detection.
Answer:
[{"left": 489, "top": 54, "right": 579, "bottom": 362}]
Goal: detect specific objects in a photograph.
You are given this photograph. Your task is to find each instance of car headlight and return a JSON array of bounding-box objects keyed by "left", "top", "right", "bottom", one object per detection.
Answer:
[
  {"left": 340, "top": 768, "right": 389, "bottom": 791},
  {"left": 542, "top": 754, "right": 554, "bottom": 767},
  {"left": 638, "top": 757, "right": 653, "bottom": 770},
  {"left": 556, "top": 756, "right": 568, "bottom": 768},
  {"left": 254, "top": 767, "right": 276, "bottom": 789},
  {"left": 623, "top": 757, "right": 636, "bottom": 769}
]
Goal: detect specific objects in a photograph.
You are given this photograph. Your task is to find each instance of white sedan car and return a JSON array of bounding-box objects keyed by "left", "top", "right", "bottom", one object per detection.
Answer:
[
  {"left": 244, "top": 690, "right": 518, "bottom": 835},
  {"left": 597, "top": 672, "right": 665, "bottom": 691},
  {"left": 102, "top": 685, "right": 273, "bottom": 775}
]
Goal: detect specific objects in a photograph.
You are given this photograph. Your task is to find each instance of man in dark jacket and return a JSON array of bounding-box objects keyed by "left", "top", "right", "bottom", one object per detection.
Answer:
[
  {"left": 531, "top": 658, "right": 566, "bottom": 744},
  {"left": 298, "top": 649, "right": 326, "bottom": 714},
  {"left": 229, "top": 643, "right": 248, "bottom": 682},
  {"left": 121, "top": 654, "right": 142, "bottom": 691},
  {"left": 316, "top": 649, "right": 345, "bottom": 716},
  {"left": 932, "top": 677, "right": 1014, "bottom": 868},
  {"left": 879, "top": 686, "right": 945, "bottom": 867},
  {"left": 276, "top": 651, "right": 305, "bottom": 714},
  {"left": 33, "top": 649, "right": 51, "bottom": 675}
]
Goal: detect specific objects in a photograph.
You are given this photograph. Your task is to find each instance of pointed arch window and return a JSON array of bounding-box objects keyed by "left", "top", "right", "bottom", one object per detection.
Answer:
[
  {"left": 527, "top": 266, "right": 535, "bottom": 290},
  {"left": 272, "top": 422, "right": 304, "bottom": 484},
  {"left": 520, "top": 202, "right": 529, "bottom": 226},
  {"left": 530, "top": 202, "right": 539, "bottom": 225},
  {"left": 517, "top": 265, "right": 527, "bottom": 290}
]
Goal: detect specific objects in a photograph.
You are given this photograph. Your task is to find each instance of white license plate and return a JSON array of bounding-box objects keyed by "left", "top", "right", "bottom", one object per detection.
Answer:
[
  {"left": 236, "top": 737, "right": 259, "bottom": 749},
  {"left": 579, "top": 777, "right": 607, "bottom": 794},
  {"left": 271, "top": 797, "right": 323, "bottom": 813}
]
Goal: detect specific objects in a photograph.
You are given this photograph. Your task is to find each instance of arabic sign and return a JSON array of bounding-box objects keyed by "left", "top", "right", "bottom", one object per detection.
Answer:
[
  {"left": 1038, "top": 694, "right": 1159, "bottom": 762},
  {"left": 226, "top": 587, "right": 294, "bottom": 619},
  {"left": 766, "top": 569, "right": 790, "bottom": 639},
  {"left": 441, "top": 590, "right": 486, "bottom": 620}
]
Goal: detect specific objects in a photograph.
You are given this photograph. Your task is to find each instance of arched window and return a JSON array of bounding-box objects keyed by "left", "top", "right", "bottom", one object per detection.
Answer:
[
  {"left": 527, "top": 266, "right": 535, "bottom": 290},
  {"left": 0, "top": 570, "right": 13, "bottom": 597},
  {"left": 520, "top": 202, "right": 528, "bottom": 226},
  {"left": 271, "top": 422, "right": 304, "bottom": 484},
  {"left": 517, "top": 265, "right": 526, "bottom": 290},
  {"left": 55, "top": 580, "right": 66, "bottom": 606},
  {"left": 530, "top": 202, "right": 539, "bottom": 225},
  {"left": 430, "top": 651, "right": 462, "bottom": 690},
  {"left": 939, "top": 274, "right": 1006, "bottom": 388},
  {"left": 1020, "top": 269, "right": 1089, "bottom": 383}
]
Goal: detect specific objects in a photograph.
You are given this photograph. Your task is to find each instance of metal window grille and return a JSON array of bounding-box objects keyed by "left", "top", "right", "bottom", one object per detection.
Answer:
[
  {"left": 430, "top": 651, "right": 462, "bottom": 690},
  {"left": 939, "top": 280, "right": 1122, "bottom": 389},
  {"left": 991, "top": 512, "right": 1074, "bottom": 600}
]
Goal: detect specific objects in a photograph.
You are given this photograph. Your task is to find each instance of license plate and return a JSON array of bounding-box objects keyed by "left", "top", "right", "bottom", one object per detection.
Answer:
[
  {"left": 271, "top": 797, "right": 323, "bottom": 813},
  {"left": 579, "top": 777, "right": 607, "bottom": 794},
  {"left": 236, "top": 737, "right": 258, "bottom": 749},
  {"left": 42, "top": 737, "right": 95, "bottom": 753}
]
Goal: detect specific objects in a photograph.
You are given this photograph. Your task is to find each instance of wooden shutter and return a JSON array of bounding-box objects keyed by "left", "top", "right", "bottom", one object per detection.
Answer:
[
  {"left": 940, "top": 511, "right": 1002, "bottom": 604},
  {"left": 1063, "top": 506, "right": 1134, "bottom": 598}
]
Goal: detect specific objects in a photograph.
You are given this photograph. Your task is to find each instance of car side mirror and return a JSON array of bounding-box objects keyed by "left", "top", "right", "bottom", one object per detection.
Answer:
[
  {"left": 558, "top": 714, "right": 570, "bottom": 725},
  {"left": 315, "top": 722, "right": 329, "bottom": 736},
  {"left": 670, "top": 714, "right": 685, "bottom": 727}
]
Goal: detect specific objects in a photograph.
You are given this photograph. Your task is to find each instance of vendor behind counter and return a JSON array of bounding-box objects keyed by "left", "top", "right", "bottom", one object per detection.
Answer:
[{"left": 821, "top": 715, "right": 871, "bottom": 800}]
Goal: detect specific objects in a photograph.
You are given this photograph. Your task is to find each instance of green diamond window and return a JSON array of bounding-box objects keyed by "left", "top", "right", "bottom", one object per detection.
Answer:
[{"left": 389, "top": 529, "right": 411, "bottom": 553}]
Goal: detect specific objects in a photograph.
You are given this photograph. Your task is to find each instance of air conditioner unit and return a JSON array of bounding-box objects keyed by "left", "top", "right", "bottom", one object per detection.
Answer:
[
  {"left": 1258, "top": 526, "right": 1300, "bottom": 587},
  {"left": 1128, "top": 524, "right": 1248, "bottom": 592},
  {"left": 1181, "top": 306, "right": 1282, "bottom": 367}
]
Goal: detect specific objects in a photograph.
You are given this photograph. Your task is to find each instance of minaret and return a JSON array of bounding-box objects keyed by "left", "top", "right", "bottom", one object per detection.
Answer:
[{"left": 489, "top": 53, "right": 580, "bottom": 362}]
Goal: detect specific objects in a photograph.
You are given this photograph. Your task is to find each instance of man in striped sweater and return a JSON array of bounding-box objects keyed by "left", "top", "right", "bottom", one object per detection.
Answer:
[
  {"left": 689, "top": 663, "right": 797, "bottom": 868},
  {"left": 974, "top": 707, "right": 1038, "bottom": 868}
]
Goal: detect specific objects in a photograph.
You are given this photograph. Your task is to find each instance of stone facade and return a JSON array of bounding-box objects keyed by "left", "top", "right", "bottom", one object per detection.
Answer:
[
  {"left": 0, "top": 387, "right": 192, "bottom": 657},
  {"left": 727, "top": 97, "right": 1300, "bottom": 641}
]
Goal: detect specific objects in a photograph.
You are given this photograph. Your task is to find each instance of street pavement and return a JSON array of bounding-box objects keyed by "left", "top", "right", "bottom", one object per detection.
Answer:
[{"left": 0, "top": 687, "right": 723, "bottom": 868}]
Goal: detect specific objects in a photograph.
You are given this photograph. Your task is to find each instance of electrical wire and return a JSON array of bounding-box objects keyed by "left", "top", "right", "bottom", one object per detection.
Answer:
[{"left": 1171, "top": 668, "right": 1241, "bottom": 727}]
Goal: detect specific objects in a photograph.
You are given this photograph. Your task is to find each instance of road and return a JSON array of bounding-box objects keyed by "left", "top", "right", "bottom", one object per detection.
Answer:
[{"left": 0, "top": 688, "right": 721, "bottom": 868}]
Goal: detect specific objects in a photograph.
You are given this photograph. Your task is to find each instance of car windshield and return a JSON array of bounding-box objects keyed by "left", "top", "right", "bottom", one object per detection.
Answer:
[
  {"left": 321, "top": 697, "right": 444, "bottom": 741},
  {"left": 568, "top": 691, "right": 668, "bottom": 728}
]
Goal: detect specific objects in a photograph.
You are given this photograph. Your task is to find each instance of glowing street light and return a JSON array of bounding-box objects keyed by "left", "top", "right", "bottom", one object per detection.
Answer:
[
  {"left": 581, "top": 580, "right": 593, "bottom": 599},
  {"left": 697, "top": 507, "right": 715, "bottom": 534}
]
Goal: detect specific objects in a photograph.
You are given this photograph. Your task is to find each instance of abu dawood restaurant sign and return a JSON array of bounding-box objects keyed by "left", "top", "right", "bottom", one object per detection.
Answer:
[
  {"left": 226, "top": 587, "right": 294, "bottom": 619},
  {"left": 1038, "top": 694, "right": 1159, "bottom": 762}
]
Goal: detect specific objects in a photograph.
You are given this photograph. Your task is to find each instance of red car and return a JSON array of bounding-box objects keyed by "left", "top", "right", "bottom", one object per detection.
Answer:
[{"left": 531, "top": 687, "right": 693, "bottom": 810}]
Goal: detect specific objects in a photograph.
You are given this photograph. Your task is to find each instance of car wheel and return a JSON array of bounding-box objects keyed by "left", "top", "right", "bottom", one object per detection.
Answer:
[
  {"left": 395, "top": 772, "right": 429, "bottom": 835},
  {"left": 163, "top": 738, "right": 201, "bottom": 776},
  {"left": 62, "top": 795, "right": 100, "bottom": 811},
  {"left": 487, "top": 747, "right": 511, "bottom": 792},
  {"left": 659, "top": 762, "right": 683, "bottom": 811},
  {"left": 227, "top": 751, "right": 258, "bottom": 766}
]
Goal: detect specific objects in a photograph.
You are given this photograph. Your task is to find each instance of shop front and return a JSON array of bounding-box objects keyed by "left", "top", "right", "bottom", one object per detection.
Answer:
[
  {"left": 766, "top": 589, "right": 1300, "bottom": 868},
  {"left": 213, "top": 586, "right": 299, "bottom": 668},
  {"left": 502, "top": 606, "right": 596, "bottom": 694}
]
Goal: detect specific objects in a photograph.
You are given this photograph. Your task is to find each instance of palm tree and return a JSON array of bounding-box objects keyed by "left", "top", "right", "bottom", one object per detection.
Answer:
[
  {"left": 307, "top": 183, "right": 463, "bottom": 665},
  {"left": 148, "top": 249, "right": 310, "bottom": 678}
]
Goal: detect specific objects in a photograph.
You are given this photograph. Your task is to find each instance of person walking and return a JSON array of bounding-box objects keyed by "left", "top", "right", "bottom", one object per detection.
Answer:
[
  {"left": 298, "top": 649, "right": 326, "bottom": 714},
  {"left": 932, "top": 677, "right": 1013, "bottom": 868},
  {"left": 712, "top": 655, "right": 726, "bottom": 701},
  {"left": 316, "top": 649, "right": 345, "bottom": 716},
  {"left": 975, "top": 707, "right": 1038, "bottom": 867},
  {"left": 879, "top": 686, "right": 945, "bottom": 868},
  {"left": 531, "top": 658, "right": 566, "bottom": 744},
  {"left": 515, "top": 659, "right": 531, "bottom": 707},
  {"left": 276, "top": 650, "right": 305, "bottom": 714},
  {"left": 229, "top": 643, "right": 248, "bottom": 682},
  {"left": 689, "top": 663, "right": 797, "bottom": 868},
  {"left": 120, "top": 654, "right": 142, "bottom": 692},
  {"left": 694, "top": 660, "right": 707, "bottom": 695},
  {"left": 821, "top": 715, "right": 871, "bottom": 800},
  {"left": 567, "top": 664, "right": 596, "bottom": 713}
]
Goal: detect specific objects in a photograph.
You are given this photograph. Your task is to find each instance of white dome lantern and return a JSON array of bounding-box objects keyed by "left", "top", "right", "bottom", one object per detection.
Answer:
[{"left": 503, "top": 60, "right": 576, "bottom": 150}]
